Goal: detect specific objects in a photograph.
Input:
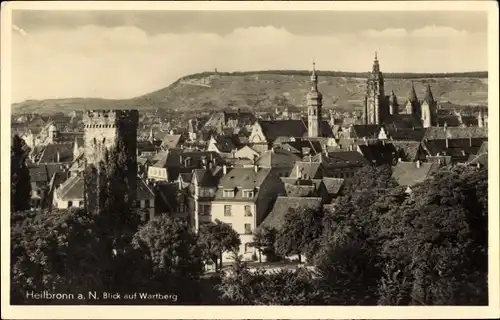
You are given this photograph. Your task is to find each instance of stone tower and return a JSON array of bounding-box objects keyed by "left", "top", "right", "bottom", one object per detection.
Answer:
[
  {"left": 388, "top": 90, "right": 398, "bottom": 115},
  {"left": 364, "top": 52, "right": 387, "bottom": 125},
  {"left": 307, "top": 61, "right": 323, "bottom": 138},
  {"left": 420, "top": 84, "right": 437, "bottom": 128},
  {"left": 477, "top": 109, "right": 485, "bottom": 128},
  {"left": 83, "top": 109, "right": 139, "bottom": 212},
  {"left": 405, "top": 82, "right": 421, "bottom": 116}
]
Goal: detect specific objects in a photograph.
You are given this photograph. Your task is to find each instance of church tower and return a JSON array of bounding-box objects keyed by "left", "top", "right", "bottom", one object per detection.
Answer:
[
  {"left": 405, "top": 82, "right": 420, "bottom": 116},
  {"left": 307, "top": 61, "right": 322, "bottom": 138},
  {"left": 364, "top": 52, "right": 387, "bottom": 125},
  {"left": 388, "top": 90, "right": 398, "bottom": 115},
  {"left": 420, "top": 84, "right": 437, "bottom": 128}
]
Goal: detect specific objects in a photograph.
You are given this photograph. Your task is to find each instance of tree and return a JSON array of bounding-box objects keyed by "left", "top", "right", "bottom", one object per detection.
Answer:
[
  {"left": 377, "top": 167, "right": 488, "bottom": 305},
  {"left": 251, "top": 226, "right": 279, "bottom": 262},
  {"left": 10, "top": 208, "right": 104, "bottom": 304},
  {"left": 341, "top": 164, "right": 396, "bottom": 195},
  {"left": 197, "top": 220, "right": 241, "bottom": 271},
  {"left": 275, "top": 207, "right": 325, "bottom": 262},
  {"left": 314, "top": 223, "right": 379, "bottom": 305},
  {"left": 132, "top": 215, "right": 203, "bottom": 278},
  {"left": 11, "top": 134, "right": 31, "bottom": 212}
]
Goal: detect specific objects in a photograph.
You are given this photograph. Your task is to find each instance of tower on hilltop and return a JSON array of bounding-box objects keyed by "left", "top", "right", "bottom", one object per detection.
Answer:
[
  {"left": 363, "top": 51, "right": 388, "bottom": 125},
  {"left": 83, "top": 109, "right": 139, "bottom": 212},
  {"left": 307, "top": 61, "right": 323, "bottom": 138}
]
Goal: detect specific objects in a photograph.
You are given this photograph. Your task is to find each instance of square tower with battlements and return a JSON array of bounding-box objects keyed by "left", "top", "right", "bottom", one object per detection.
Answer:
[{"left": 83, "top": 109, "right": 139, "bottom": 211}]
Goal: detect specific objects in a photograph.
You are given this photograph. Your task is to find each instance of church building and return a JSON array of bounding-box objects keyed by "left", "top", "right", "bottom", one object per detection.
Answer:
[{"left": 362, "top": 53, "right": 438, "bottom": 128}]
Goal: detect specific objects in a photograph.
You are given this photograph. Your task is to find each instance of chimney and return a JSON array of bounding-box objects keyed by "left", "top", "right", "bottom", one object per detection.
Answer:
[
  {"left": 254, "top": 164, "right": 258, "bottom": 173},
  {"left": 56, "top": 151, "right": 60, "bottom": 163},
  {"left": 438, "top": 158, "right": 442, "bottom": 165},
  {"left": 398, "top": 158, "right": 402, "bottom": 163},
  {"left": 416, "top": 160, "right": 421, "bottom": 168},
  {"left": 445, "top": 137, "right": 449, "bottom": 148},
  {"left": 469, "top": 136, "right": 472, "bottom": 147},
  {"left": 223, "top": 164, "right": 227, "bottom": 175}
]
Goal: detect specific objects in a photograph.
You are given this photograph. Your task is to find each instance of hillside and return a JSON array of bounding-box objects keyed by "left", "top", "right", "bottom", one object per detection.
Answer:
[{"left": 11, "top": 71, "right": 488, "bottom": 114}]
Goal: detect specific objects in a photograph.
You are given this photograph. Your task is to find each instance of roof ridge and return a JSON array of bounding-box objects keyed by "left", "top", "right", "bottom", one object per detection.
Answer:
[{"left": 58, "top": 175, "right": 82, "bottom": 199}]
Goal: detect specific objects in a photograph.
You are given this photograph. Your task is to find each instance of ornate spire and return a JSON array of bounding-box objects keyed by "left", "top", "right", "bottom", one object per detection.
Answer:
[
  {"left": 408, "top": 82, "right": 418, "bottom": 102},
  {"left": 424, "top": 83, "right": 435, "bottom": 103},
  {"left": 310, "top": 60, "right": 318, "bottom": 91},
  {"left": 372, "top": 51, "right": 380, "bottom": 74}
]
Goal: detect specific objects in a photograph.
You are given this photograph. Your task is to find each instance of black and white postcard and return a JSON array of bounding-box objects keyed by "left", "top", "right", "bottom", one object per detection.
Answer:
[{"left": 1, "top": 1, "right": 499, "bottom": 319}]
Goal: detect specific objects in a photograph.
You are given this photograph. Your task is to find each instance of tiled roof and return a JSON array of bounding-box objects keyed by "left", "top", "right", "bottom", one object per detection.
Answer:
[
  {"left": 289, "top": 161, "right": 324, "bottom": 180},
  {"left": 137, "top": 177, "right": 155, "bottom": 199},
  {"left": 256, "top": 148, "right": 301, "bottom": 168},
  {"left": 478, "top": 141, "right": 488, "bottom": 154},
  {"left": 214, "top": 167, "right": 272, "bottom": 201},
  {"left": 284, "top": 184, "right": 316, "bottom": 197},
  {"left": 55, "top": 175, "right": 84, "bottom": 201},
  {"left": 258, "top": 120, "right": 308, "bottom": 140},
  {"left": 385, "top": 125, "right": 427, "bottom": 141},
  {"left": 161, "top": 134, "right": 182, "bottom": 149},
  {"left": 321, "top": 177, "right": 344, "bottom": 195},
  {"left": 37, "top": 143, "right": 74, "bottom": 164},
  {"left": 422, "top": 138, "right": 485, "bottom": 161},
  {"left": 437, "top": 115, "right": 462, "bottom": 127},
  {"left": 391, "top": 141, "right": 422, "bottom": 161},
  {"left": 153, "top": 149, "right": 220, "bottom": 169},
  {"left": 211, "top": 135, "right": 237, "bottom": 153},
  {"left": 349, "top": 125, "right": 381, "bottom": 139},
  {"left": 423, "top": 127, "right": 488, "bottom": 140},
  {"left": 279, "top": 140, "right": 324, "bottom": 156},
  {"left": 357, "top": 143, "right": 397, "bottom": 165},
  {"left": 56, "top": 175, "right": 154, "bottom": 201},
  {"left": 259, "top": 196, "right": 323, "bottom": 231},
  {"left": 467, "top": 153, "right": 488, "bottom": 167},
  {"left": 392, "top": 161, "right": 440, "bottom": 187},
  {"left": 192, "top": 168, "right": 221, "bottom": 187},
  {"left": 29, "top": 165, "right": 49, "bottom": 184},
  {"left": 319, "top": 151, "right": 369, "bottom": 168},
  {"left": 138, "top": 141, "right": 157, "bottom": 152}
]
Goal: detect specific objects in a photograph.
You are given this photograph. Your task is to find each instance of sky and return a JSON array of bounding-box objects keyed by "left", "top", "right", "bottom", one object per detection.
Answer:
[{"left": 11, "top": 10, "right": 488, "bottom": 103}]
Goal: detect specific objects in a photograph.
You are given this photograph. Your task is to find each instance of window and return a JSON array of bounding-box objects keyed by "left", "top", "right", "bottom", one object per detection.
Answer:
[
  {"left": 79, "top": 201, "right": 84, "bottom": 207},
  {"left": 245, "top": 243, "right": 253, "bottom": 253},
  {"left": 242, "top": 190, "right": 254, "bottom": 198},
  {"left": 68, "top": 201, "right": 73, "bottom": 207},
  {"left": 244, "top": 223, "right": 252, "bottom": 234},
  {"left": 145, "top": 199, "right": 150, "bottom": 208},
  {"left": 199, "top": 204, "right": 211, "bottom": 216},
  {"left": 224, "top": 205, "right": 232, "bottom": 216},
  {"left": 223, "top": 189, "right": 234, "bottom": 198},
  {"left": 244, "top": 205, "right": 252, "bottom": 216}
]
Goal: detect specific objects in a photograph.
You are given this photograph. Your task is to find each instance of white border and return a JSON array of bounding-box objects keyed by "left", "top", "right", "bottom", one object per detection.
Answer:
[{"left": 1, "top": 1, "right": 499, "bottom": 319}]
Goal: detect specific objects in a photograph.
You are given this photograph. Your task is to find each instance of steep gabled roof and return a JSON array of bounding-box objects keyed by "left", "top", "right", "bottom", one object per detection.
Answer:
[
  {"left": 257, "top": 120, "right": 308, "bottom": 140},
  {"left": 392, "top": 161, "right": 440, "bottom": 187},
  {"left": 321, "top": 177, "right": 344, "bottom": 195},
  {"left": 259, "top": 196, "right": 323, "bottom": 231},
  {"left": 256, "top": 148, "right": 301, "bottom": 168}
]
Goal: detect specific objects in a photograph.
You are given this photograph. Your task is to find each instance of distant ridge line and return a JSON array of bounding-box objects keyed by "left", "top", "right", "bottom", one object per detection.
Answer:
[{"left": 181, "top": 70, "right": 488, "bottom": 81}]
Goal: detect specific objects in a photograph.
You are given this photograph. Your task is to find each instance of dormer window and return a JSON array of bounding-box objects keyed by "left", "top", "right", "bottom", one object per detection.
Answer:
[
  {"left": 223, "top": 189, "right": 235, "bottom": 198},
  {"left": 242, "top": 190, "right": 254, "bottom": 198}
]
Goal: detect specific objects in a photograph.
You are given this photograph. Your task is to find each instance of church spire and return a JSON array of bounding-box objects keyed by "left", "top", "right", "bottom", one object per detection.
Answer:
[
  {"left": 372, "top": 51, "right": 380, "bottom": 74},
  {"left": 310, "top": 60, "right": 318, "bottom": 91},
  {"left": 408, "top": 82, "right": 418, "bottom": 102},
  {"left": 424, "top": 83, "right": 435, "bottom": 103}
]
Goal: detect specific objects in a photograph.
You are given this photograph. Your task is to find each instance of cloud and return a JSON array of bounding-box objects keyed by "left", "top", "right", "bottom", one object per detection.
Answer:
[{"left": 11, "top": 24, "right": 487, "bottom": 102}]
